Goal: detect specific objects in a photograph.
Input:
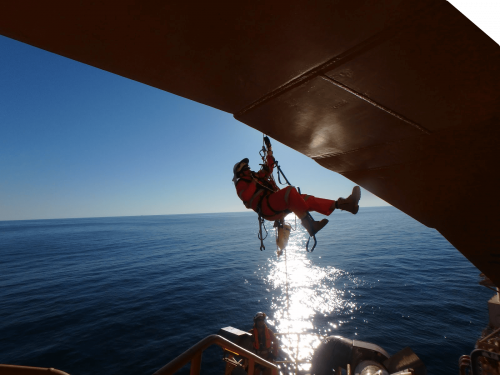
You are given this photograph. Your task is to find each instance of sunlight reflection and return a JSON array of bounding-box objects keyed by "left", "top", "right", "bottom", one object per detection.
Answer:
[{"left": 258, "top": 216, "right": 357, "bottom": 371}]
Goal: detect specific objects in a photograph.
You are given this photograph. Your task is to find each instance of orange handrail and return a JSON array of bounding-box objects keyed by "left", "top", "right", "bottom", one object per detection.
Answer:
[
  {"left": 0, "top": 364, "right": 70, "bottom": 375},
  {"left": 153, "top": 334, "right": 278, "bottom": 375}
]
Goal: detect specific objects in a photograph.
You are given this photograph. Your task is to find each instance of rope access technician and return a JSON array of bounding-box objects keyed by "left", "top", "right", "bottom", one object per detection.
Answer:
[
  {"left": 249, "top": 312, "right": 279, "bottom": 375},
  {"left": 232, "top": 137, "right": 361, "bottom": 237}
]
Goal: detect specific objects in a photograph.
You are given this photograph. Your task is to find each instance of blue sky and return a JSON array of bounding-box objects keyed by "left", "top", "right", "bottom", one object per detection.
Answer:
[{"left": 1, "top": 1, "right": 498, "bottom": 221}]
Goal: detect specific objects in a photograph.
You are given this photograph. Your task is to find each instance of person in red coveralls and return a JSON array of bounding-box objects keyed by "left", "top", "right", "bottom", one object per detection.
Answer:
[
  {"left": 233, "top": 137, "right": 361, "bottom": 237},
  {"left": 249, "top": 312, "right": 279, "bottom": 375}
]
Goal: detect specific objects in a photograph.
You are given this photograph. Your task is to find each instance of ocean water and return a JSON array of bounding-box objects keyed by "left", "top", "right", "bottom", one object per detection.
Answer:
[{"left": 0, "top": 207, "right": 492, "bottom": 375}]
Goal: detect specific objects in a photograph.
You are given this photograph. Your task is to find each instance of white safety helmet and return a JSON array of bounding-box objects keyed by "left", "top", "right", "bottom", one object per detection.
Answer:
[
  {"left": 232, "top": 158, "right": 250, "bottom": 186},
  {"left": 254, "top": 312, "right": 267, "bottom": 322}
]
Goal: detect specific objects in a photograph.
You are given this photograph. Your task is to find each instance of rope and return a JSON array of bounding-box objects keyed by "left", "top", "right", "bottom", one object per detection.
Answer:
[
  {"left": 252, "top": 175, "right": 276, "bottom": 193},
  {"left": 284, "top": 247, "right": 290, "bottom": 317},
  {"left": 276, "top": 161, "right": 292, "bottom": 186},
  {"left": 258, "top": 213, "right": 268, "bottom": 251},
  {"left": 274, "top": 220, "right": 291, "bottom": 325},
  {"left": 255, "top": 134, "right": 318, "bottom": 252}
]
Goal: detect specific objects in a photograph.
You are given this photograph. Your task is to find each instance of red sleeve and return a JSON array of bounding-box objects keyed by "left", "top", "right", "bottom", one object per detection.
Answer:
[
  {"left": 236, "top": 179, "right": 256, "bottom": 202},
  {"left": 266, "top": 153, "right": 275, "bottom": 174},
  {"left": 256, "top": 153, "right": 275, "bottom": 179}
]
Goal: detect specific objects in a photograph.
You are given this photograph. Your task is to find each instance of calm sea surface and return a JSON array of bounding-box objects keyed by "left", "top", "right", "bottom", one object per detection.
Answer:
[{"left": 0, "top": 207, "right": 491, "bottom": 374}]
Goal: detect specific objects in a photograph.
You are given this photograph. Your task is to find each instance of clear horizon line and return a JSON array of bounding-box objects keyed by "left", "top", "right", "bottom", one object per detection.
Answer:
[{"left": 0, "top": 206, "right": 394, "bottom": 222}]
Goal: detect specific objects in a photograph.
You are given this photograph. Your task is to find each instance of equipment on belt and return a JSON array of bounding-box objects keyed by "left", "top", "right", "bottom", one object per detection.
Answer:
[{"left": 256, "top": 134, "right": 321, "bottom": 252}]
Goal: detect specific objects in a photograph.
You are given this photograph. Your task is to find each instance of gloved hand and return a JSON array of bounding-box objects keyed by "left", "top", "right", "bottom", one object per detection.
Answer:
[
  {"left": 267, "top": 353, "right": 276, "bottom": 361},
  {"left": 264, "top": 136, "right": 272, "bottom": 149}
]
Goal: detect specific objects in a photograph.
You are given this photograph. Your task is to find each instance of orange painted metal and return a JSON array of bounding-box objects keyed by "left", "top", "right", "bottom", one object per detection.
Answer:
[
  {"left": 0, "top": 365, "right": 69, "bottom": 375},
  {"left": 189, "top": 353, "right": 202, "bottom": 375},
  {"left": 0, "top": 1, "right": 434, "bottom": 114},
  {"left": 153, "top": 334, "right": 276, "bottom": 375},
  {"left": 0, "top": 0, "right": 498, "bottom": 286}
]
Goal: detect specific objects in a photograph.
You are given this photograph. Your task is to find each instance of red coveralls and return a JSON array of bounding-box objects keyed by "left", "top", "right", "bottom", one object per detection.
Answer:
[
  {"left": 249, "top": 325, "right": 279, "bottom": 375},
  {"left": 235, "top": 153, "right": 334, "bottom": 220}
]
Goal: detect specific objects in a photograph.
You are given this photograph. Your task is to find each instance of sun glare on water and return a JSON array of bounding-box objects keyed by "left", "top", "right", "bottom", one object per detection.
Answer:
[{"left": 257, "top": 216, "right": 357, "bottom": 371}]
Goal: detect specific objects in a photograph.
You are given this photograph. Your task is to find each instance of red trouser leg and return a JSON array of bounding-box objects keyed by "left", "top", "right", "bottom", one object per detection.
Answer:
[
  {"left": 263, "top": 187, "right": 335, "bottom": 218},
  {"left": 301, "top": 194, "right": 335, "bottom": 216}
]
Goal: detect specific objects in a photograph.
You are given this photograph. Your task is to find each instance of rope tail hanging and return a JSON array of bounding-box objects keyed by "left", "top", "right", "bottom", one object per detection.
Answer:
[
  {"left": 254, "top": 134, "right": 318, "bottom": 252},
  {"left": 256, "top": 135, "right": 273, "bottom": 251},
  {"left": 284, "top": 247, "right": 290, "bottom": 316},
  {"left": 268, "top": 137, "right": 318, "bottom": 253},
  {"left": 257, "top": 212, "right": 268, "bottom": 251}
]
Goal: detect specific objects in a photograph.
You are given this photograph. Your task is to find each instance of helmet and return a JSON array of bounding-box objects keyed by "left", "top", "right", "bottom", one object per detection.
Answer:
[
  {"left": 254, "top": 312, "right": 266, "bottom": 322},
  {"left": 232, "top": 158, "right": 250, "bottom": 185},
  {"left": 234, "top": 158, "right": 249, "bottom": 175}
]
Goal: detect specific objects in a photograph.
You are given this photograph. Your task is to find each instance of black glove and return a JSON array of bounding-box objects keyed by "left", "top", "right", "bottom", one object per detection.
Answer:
[
  {"left": 268, "top": 353, "right": 276, "bottom": 361},
  {"left": 264, "top": 136, "right": 272, "bottom": 149}
]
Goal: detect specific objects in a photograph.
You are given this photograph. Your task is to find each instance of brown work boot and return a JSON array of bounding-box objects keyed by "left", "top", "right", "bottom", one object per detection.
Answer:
[
  {"left": 337, "top": 186, "right": 361, "bottom": 214},
  {"left": 301, "top": 215, "right": 329, "bottom": 237}
]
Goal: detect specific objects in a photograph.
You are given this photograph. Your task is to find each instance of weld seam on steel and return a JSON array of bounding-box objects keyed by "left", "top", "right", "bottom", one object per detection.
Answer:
[
  {"left": 234, "top": 36, "right": 389, "bottom": 119},
  {"left": 234, "top": 1, "right": 445, "bottom": 120},
  {"left": 320, "top": 74, "right": 431, "bottom": 134}
]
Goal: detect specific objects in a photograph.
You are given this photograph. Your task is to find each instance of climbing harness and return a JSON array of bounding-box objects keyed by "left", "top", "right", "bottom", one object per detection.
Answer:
[
  {"left": 255, "top": 136, "right": 279, "bottom": 251},
  {"left": 255, "top": 134, "right": 319, "bottom": 252}
]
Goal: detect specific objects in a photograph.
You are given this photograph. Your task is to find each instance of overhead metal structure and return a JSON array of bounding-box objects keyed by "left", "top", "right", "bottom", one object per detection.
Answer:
[{"left": 1, "top": 1, "right": 498, "bottom": 285}]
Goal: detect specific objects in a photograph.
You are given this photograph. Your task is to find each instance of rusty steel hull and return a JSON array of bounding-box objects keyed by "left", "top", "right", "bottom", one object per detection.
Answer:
[{"left": 0, "top": 1, "right": 499, "bottom": 285}]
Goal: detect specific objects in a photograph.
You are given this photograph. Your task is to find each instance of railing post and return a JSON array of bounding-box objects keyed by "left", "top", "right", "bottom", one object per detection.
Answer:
[
  {"left": 190, "top": 352, "right": 202, "bottom": 375},
  {"left": 224, "top": 355, "right": 233, "bottom": 375},
  {"left": 295, "top": 334, "right": 300, "bottom": 375},
  {"left": 154, "top": 334, "right": 277, "bottom": 375},
  {"left": 248, "top": 358, "right": 255, "bottom": 375}
]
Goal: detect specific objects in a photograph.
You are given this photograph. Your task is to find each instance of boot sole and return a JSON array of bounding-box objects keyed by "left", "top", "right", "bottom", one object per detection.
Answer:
[
  {"left": 352, "top": 186, "right": 361, "bottom": 204},
  {"left": 314, "top": 219, "right": 329, "bottom": 236}
]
